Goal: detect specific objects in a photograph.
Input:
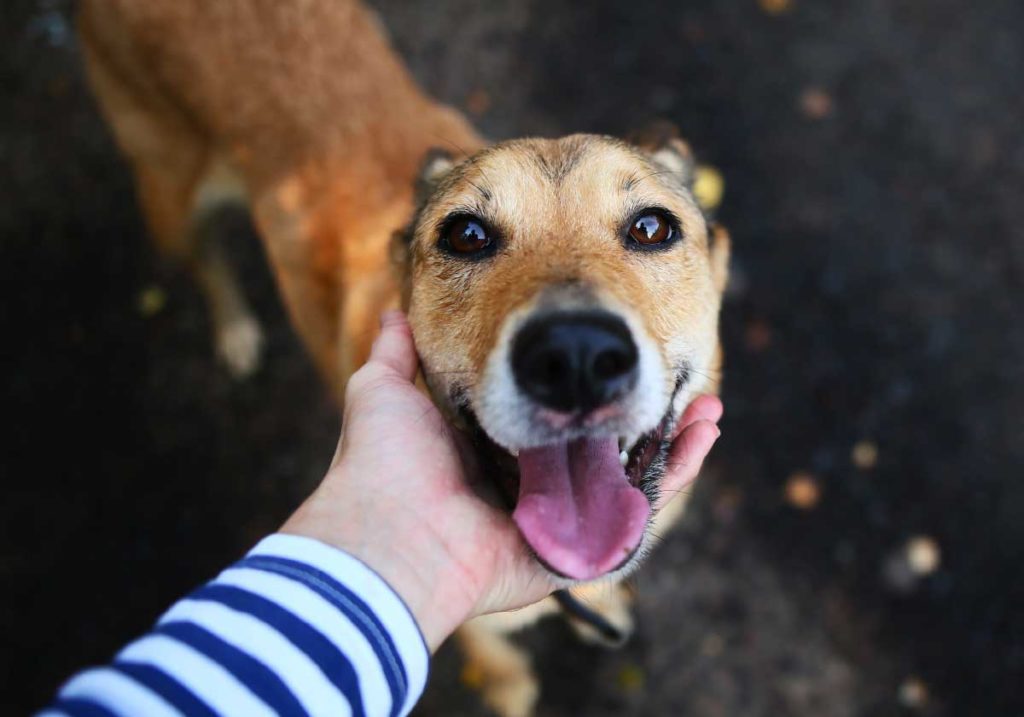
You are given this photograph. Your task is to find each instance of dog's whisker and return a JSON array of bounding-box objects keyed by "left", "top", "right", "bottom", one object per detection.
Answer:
[
  {"left": 655, "top": 487, "right": 698, "bottom": 504},
  {"left": 633, "top": 167, "right": 679, "bottom": 184},
  {"left": 690, "top": 363, "right": 723, "bottom": 375},
  {"left": 685, "top": 365, "right": 724, "bottom": 382},
  {"left": 430, "top": 132, "right": 471, "bottom": 159},
  {"left": 663, "top": 458, "right": 697, "bottom": 469}
]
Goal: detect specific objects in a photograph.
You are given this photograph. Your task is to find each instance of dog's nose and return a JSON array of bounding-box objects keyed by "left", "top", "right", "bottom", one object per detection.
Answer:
[{"left": 512, "top": 311, "right": 638, "bottom": 414}]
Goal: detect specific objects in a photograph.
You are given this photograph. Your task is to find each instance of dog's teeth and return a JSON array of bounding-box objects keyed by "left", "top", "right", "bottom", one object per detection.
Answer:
[{"left": 619, "top": 450, "right": 629, "bottom": 467}]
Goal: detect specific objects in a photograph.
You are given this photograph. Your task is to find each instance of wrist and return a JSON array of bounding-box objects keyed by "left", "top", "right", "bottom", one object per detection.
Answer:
[{"left": 281, "top": 478, "right": 480, "bottom": 650}]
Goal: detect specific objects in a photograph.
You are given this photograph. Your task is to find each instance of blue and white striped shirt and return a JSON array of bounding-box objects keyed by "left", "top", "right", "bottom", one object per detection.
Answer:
[{"left": 41, "top": 534, "right": 429, "bottom": 717}]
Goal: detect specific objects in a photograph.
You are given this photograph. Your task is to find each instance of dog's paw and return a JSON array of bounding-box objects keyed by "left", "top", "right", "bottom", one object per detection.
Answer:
[
  {"left": 481, "top": 673, "right": 539, "bottom": 717},
  {"left": 216, "top": 315, "right": 264, "bottom": 378}
]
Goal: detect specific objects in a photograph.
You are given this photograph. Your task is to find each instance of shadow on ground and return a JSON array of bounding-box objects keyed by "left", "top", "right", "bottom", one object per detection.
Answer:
[{"left": 2, "top": 0, "right": 1022, "bottom": 714}]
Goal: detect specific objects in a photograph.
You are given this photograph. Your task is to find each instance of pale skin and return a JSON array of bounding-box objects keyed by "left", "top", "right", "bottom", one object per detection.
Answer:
[{"left": 283, "top": 311, "right": 723, "bottom": 650}]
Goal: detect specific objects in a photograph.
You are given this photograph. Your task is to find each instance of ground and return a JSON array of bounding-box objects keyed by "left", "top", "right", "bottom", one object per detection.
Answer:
[{"left": 2, "top": 0, "right": 1022, "bottom": 714}]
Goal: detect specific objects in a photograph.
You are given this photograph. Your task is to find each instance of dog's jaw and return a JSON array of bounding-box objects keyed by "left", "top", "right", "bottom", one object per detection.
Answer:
[{"left": 438, "top": 360, "right": 693, "bottom": 584}]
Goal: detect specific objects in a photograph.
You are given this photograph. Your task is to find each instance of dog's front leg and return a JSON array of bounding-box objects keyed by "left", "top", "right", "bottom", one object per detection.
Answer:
[{"left": 456, "top": 599, "right": 560, "bottom": 717}]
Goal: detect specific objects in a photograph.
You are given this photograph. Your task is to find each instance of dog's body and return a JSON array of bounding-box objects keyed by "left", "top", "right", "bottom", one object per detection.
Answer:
[
  {"left": 79, "top": 0, "right": 483, "bottom": 383},
  {"left": 79, "top": 2, "right": 728, "bottom": 714}
]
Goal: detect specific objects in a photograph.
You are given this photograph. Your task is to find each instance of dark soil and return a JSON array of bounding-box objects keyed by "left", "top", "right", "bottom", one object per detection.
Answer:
[{"left": 2, "top": 0, "right": 1022, "bottom": 715}]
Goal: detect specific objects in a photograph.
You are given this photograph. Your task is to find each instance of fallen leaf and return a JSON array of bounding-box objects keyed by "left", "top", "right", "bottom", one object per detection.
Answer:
[
  {"left": 460, "top": 662, "right": 485, "bottom": 690},
  {"left": 616, "top": 664, "right": 645, "bottom": 693},
  {"left": 851, "top": 440, "right": 878, "bottom": 469},
  {"left": 898, "top": 676, "right": 929, "bottom": 709},
  {"left": 465, "top": 88, "right": 491, "bottom": 116},
  {"left": 799, "top": 87, "right": 833, "bottom": 120},
  {"left": 694, "top": 165, "right": 725, "bottom": 212},
  {"left": 784, "top": 472, "right": 820, "bottom": 509},
  {"left": 745, "top": 318, "right": 773, "bottom": 352},
  {"left": 138, "top": 285, "right": 167, "bottom": 317},
  {"left": 758, "top": 0, "right": 793, "bottom": 15},
  {"left": 905, "top": 535, "right": 941, "bottom": 576}
]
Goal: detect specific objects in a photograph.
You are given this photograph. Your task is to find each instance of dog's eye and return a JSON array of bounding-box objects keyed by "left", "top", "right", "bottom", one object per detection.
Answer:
[
  {"left": 445, "top": 217, "right": 491, "bottom": 254},
  {"left": 628, "top": 212, "right": 675, "bottom": 246}
]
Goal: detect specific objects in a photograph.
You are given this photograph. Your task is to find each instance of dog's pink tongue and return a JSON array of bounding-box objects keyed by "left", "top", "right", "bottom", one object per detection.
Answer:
[{"left": 513, "top": 437, "right": 650, "bottom": 580}]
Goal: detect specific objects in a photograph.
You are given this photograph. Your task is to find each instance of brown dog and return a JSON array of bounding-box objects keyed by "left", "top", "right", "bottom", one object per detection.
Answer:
[{"left": 79, "top": 1, "right": 729, "bottom": 714}]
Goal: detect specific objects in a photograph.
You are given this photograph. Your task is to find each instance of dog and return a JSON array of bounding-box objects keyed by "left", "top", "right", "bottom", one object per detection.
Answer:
[{"left": 78, "top": 1, "right": 729, "bottom": 714}]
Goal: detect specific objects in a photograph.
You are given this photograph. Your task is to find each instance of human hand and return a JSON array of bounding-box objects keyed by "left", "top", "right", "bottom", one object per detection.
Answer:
[{"left": 283, "top": 311, "right": 722, "bottom": 650}]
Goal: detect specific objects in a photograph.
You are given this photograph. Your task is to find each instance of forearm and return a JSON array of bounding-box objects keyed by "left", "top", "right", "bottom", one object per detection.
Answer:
[{"left": 41, "top": 534, "right": 429, "bottom": 717}]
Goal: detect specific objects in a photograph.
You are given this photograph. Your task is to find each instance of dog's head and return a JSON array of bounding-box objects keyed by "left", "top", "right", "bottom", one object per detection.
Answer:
[{"left": 395, "top": 129, "right": 729, "bottom": 582}]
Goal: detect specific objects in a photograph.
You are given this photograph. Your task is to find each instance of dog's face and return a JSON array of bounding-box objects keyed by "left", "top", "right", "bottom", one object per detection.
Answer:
[{"left": 398, "top": 133, "right": 729, "bottom": 582}]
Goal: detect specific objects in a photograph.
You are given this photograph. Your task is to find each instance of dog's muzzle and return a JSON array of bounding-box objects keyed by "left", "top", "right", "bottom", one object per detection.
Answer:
[
  {"left": 503, "top": 309, "right": 652, "bottom": 581},
  {"left": 511, "top": 310, "right": 638, "bottom": 415}
]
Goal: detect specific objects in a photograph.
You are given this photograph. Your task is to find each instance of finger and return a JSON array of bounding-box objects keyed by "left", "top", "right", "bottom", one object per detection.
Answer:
[
  {"left": 367, "top": 310, "right": 418, "bottom": 381},
  {"left": 657, "top": 419, "right": 720, "bottom": 511},
  {"left": 672, "top": 394, "right": 723, "bottom": 440}
]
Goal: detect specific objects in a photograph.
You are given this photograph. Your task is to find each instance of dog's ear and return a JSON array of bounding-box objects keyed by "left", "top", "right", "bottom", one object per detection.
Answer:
[
  {"left": 393, "top": 147, "right": 457, "bottom": 252},
  {"left": 414, "top": 147, "right": 457, "bottom": 205},
  {"left": 391, "top": 148, "right": 460, "bottom": 304},
  {"left": 708, "top": 223, "right": 731, "bottom": 295},
  {"left": 628, "top": 120, "right": 724, "bottom": 216},
  {"left": 628, "top": 120, "right": 697, "bottom": 191}
]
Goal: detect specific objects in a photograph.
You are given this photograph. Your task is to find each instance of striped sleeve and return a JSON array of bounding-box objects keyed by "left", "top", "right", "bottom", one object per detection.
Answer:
[{"left": 42, "top": 534, "right": 430, "bottom": 717}]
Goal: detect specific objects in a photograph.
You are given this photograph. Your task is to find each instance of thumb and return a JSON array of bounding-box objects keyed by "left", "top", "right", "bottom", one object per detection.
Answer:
[{"left": 367, "top": 310, "right": 419, "bottom": 381}]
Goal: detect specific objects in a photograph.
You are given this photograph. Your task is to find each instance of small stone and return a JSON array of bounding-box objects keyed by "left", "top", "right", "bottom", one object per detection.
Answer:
[
  {"left": 851, "top": 440, "right": 878, "bottom": 469},
  {"left": 784, "top": 472, "right": 820, "bottom": 509},
  {"left": 137, "top": 285, "right": 167, "bottom": 317},
  {"left": 693, "top": 165, "right": 725, "bottom": 212},
  {"left": 898, "top": 676, "right": 929, "bottom": 709},
  {"left": 758, "top": 0, "right": 793, "bottom": 15},
  {"left": 905, "top": 536, "right": 941, "bottom": 576},
  {"left": 799, "top": 87, "right": 833, "bottom": 120}
]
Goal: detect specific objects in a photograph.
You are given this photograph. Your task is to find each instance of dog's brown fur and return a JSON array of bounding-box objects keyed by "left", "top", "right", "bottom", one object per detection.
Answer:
[
  {"left": 79, "top": 0, "right": 483, "bottom": 384},
  {"left": 79, "top": 2, "right": 728, "bottom": 715}
]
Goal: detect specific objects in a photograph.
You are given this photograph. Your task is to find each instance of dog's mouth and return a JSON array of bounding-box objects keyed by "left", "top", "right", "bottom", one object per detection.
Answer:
[{"left": 457, "top": 373, "right": 686, "bottom": 582}]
